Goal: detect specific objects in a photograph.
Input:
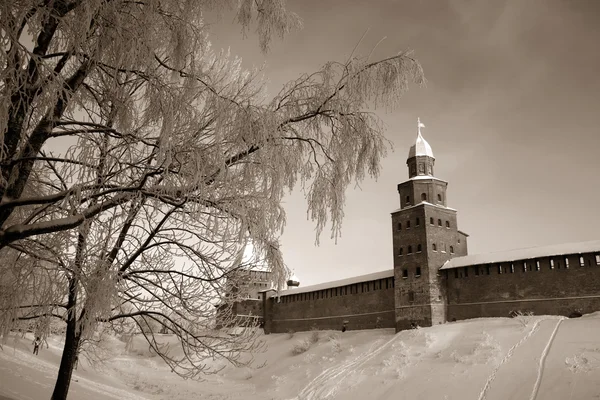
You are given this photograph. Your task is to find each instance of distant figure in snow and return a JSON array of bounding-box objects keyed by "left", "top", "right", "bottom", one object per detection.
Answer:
[
  {"left": 33, "top": 336, "right": 41, "bottom": 355},
  {"left": 341, "top": 322, "right": 347, "bottom": 333}
]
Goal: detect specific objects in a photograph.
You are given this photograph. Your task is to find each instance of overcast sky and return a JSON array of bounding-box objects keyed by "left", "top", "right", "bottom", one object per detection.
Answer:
[{"left": 209, "top": 0, "right": 600, "bottom": 286}]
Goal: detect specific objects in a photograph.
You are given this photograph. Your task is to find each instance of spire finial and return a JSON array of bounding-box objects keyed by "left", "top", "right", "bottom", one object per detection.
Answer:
[{"left": 417, "top": 117, "right": 425, "bottom": 137}]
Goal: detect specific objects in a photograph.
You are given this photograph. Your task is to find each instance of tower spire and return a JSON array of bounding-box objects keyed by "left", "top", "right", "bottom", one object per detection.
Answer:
[{"left": 417, "top": 117, "right": 425, "bottom": 137}]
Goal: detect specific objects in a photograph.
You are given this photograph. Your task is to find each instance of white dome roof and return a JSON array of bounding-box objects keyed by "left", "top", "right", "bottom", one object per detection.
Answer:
[{"left": 408, "top": 131, "right": 434, "bottom": 159}]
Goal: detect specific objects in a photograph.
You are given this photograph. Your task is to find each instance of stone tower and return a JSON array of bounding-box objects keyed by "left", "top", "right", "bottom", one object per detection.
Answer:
[{"left": 391, "top": 119, "right": 468, "bottom": 331}]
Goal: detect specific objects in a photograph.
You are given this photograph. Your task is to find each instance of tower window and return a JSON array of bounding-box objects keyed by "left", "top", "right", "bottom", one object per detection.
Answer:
[
  {"left": 417, "top": 244, "right": 422, "bottom": 252},
  {"left": 464, "top": 267, "right": 468, "bottom": 277},
  {"left": 399, "top": 248, "right": 403, "bottom": 256},
  {"left": 474, "top": 266, "right": 479, "bottom": 276},
  {"left": 402, "top": 269, "right": 408, "bottom": 279},
  {"left": 446, "top": 221, "right": 450, "bottom": 228},
  {"left": 498, "top": 265, "right": 503, "bottom": 274},
  {"left": 596, "top": 254, "right": 600, "bottom": 265},
  {"left": 437, "top": 194, "right": 442, "bottom": 202},
  {"left": 441, "top": 242, "right": 446, "bottom": 253},
  {"left": 510, "top": 263, "right": 515, "bottom": 273},
  {"left": 415, "top": 267, "right": 421, "bottom": 277},
  {"left": 432, "top": 243, "right": 437, "bottom": 251},
  {"left": 416, "top": 217, "right": 420, "bottom": 226},
  {"left": 421, "top": 193, "right": 427, "bottom": 201},
  {"left": 486, "top": 266, "right": 490, "bottom": 275},
  {"left": 406, "top": 195, "right": 410, "bottom": 204},
  {"left": 565, "top": 257, "right": 570, "bottom": 269},
  {"left": 407, "top": 220, "right": 411, "bottom": 229},
  {"left": 397, "top": 222, "right": 402, "bottom": 230},
  {"left": 579, "top": 256, "right": 585, "bottom": 267},
  {"left": 430, "top": 217, "right": 434, "bottom": 225},
  {"left": 523, "top": 262, "right": 527, "bottom": 272},
  {"left": 450, "top": 246, "right": 454, "bottom": 254},
  {"left": 536, "top": 260, "right": 541, "bottom": 271},
  {"left": 454, "top": 269, "right": 459, "bottom": 278},
  {"left": 438, "top": 219, "right": 442, "bottom": 226},
  {"left": 408, "top": 245, "right": 413, "bottom": 254},
  {"left": 550, "top": 259, "right": 555, "bottom": 269}
]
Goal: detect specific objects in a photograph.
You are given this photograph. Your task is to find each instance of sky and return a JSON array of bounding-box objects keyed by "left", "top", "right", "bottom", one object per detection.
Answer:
[{"left": 207, "top": 0, "right": 600, "bottom": 286}]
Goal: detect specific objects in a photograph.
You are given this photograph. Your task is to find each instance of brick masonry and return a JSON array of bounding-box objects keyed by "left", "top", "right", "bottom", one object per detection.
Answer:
[
  {"left": 262, "top": 277, "right": 395, "bottom": 333},
  {"left": 445, "top": 252, "right": 600, "bottom": 320}
]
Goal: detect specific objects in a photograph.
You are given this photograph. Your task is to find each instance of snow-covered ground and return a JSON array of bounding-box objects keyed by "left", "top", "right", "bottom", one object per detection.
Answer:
[{"left": 2, "top": 314, "right": 600, "bottom": 400}]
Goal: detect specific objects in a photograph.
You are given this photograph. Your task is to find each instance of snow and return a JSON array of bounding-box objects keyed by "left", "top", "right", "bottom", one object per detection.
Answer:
[
  {"left": 441, "top": 239, "right": 600, "bottom": 270},
  {"left": 409, "top": 175, "right": 447, "bottom": 182},
  {"left": 275, "top": 269, "right": 393, "bottom": 296},
  {"left": 408, "top": 131, "right": 435, "bottom": 158},
  {"left": 391, "top": 200, "right": 457, "bottom": 214},
  {"left": 3, "top": 314, "right": 600, "bottom": 400}
]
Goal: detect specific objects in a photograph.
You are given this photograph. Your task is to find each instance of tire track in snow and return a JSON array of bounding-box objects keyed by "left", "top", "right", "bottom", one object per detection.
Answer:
[
  {"left": 528, "top": 318, "right": 564, "bottom": 400},
  {"left": 296, "top": 339, "right": 386, "bottom": 400},
  {"left": 477, "top": 318, "right": 546, "bottom": 400},
  {"left": 295, "top": 333, "right": 404, "bottom": 400}
]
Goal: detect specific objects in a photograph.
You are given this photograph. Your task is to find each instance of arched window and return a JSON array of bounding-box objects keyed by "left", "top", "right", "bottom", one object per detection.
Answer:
[
  {"left": 438, "top": 219, "right": 442, "bottom": 226},
  {"left": 446, "top": 221, "right": 450, "bottom": 228},
  {"left": 408, "top": 245, "right": 413, "bottom": 254},
  {"left": 406, "top": 195, "right": 410, "bottom": 204},
  {"left": 430, "top": 217, "right": 434, "bottom": 225},
  {"left": 417, "top": 244, "right": 422, "bottom": 252},
  {"left": 437, "top": 194, "right": 442, "bottom": 202},
  {"left": 416, "top": 217, "right": 420, "bottom": 226},
  {"left": 399, "top": 248, "right": 403, "bottom": 256},
  {"left": 449, "top": 246, "right": 454, "bottom": 254},
  {"left": 432, "top": 243, "right": 437, "bottom": 251},
  {"left": 402, "top": 269, "right": 408, "bottom": 278},
  {"left": 421, "top": 193, "right": 427, "bottom": 201},
  {"left": 415, "top": 267, "right": 421, "bottom": 277},
  {"left": 397, "top": 222, "right": 402, "bottom": 230}
]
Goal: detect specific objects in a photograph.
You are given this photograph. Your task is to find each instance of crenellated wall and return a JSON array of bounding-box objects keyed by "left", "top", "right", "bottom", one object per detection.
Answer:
[
  {"left": 445, "top": 252, "right": 600, "bottom": 320},
  {"left": 263, "top": 276, "right": 395, "bottom": 333}
]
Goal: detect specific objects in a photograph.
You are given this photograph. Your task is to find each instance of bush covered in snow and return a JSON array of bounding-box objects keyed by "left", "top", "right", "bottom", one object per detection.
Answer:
[{"left": 292, "top": 339, "right": 311, "bottom": 355}]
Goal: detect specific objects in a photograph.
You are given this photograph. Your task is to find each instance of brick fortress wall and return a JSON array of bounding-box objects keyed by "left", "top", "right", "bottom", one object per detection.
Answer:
[
  {"left": 445, "top": 252, "right": 600, "bottom": 320},
  {"left": 262, "top": 275, "right": 395, "bottom": 333}
]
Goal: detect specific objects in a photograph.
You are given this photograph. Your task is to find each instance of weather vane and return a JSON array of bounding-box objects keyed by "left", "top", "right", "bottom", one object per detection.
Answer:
[{"left": 417, "top": 117, "right": 425, "bottom": 136}]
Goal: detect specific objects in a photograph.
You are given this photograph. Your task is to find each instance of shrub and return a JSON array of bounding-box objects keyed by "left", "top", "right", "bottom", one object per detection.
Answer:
[
  {"left": 292, "top": 339, "right": 311, "bottom": 355},
  {"left": 286, "top": 329, "right": 295, "bottom": 340},
  {"left": 330, "top": 337, "right": 342, "bottom": 354},
  {"left": 510, "top": 310, "right": 533, "bottom": 327},
  {"left": 568, "top": 311, "right": 583, "bottom": 319},
  {"left": 309, "top": 328, "right": 319, "bottom": 344}
]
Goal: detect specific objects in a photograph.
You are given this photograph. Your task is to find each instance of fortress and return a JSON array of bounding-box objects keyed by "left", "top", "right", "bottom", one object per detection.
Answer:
[{"left": 230, "top": 121, "right": 600, "bottom": 333}]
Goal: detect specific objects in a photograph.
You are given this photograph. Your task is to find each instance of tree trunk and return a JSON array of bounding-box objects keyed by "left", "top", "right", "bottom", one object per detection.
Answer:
[{"left": 51, "top": 320, "right": 82, "bottom": 400}]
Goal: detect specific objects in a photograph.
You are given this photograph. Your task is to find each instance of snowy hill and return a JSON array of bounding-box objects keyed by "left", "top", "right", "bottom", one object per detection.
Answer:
[{"left": 2, "top": 314, "right": 600, "bottom": 400}]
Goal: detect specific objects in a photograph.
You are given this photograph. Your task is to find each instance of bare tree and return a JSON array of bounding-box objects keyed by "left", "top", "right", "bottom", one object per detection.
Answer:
[{"left": 1, "top": 1, "right": 424, "bottom": 399}]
